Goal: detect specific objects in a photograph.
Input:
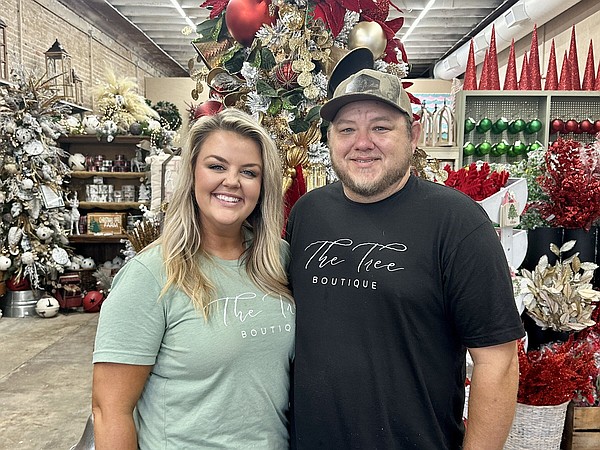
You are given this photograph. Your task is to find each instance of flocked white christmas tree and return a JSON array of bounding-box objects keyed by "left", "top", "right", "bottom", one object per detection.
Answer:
[{"left": 0, "top": 69, "right": 73, "bottom": 289}]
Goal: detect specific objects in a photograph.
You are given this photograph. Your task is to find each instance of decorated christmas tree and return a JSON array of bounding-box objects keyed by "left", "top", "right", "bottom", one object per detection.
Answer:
[
  {"left": 189, "top": 0, "right": 411, "bottom": 209},
  {"left": 0, "top": 69, "right": 73, "bottom": 289}
]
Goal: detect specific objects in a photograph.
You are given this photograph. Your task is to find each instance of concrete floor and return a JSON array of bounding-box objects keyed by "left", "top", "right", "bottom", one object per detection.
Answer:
[{"left": 0, "top": 310, "right": 99, "bottom": 450}]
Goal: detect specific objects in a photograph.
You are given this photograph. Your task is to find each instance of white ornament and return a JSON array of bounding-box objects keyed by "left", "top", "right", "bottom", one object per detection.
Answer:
[
  {"left": 51, "top": 247, "right": 70, "bottom": 266},
  {"left": 22, "top": 178, "right": 34, "bottom": 190},
  {"left": 82, "top": 115, "right": 100, "bottom": 134},
  {"left": 68, "top": 153, "right": 86, "bottom": 171},
  {"left": 10, "top": 203, "right": 22, "bottom": 217},
  {"left": 4, "top": 163, "right": 17, "bottom": 175},
  {"left": 67, "top": 260, "right": 81, "bottom": 270},
  {"left": 0, "top": 255, "right": 12, "bottom": 271},
  {"left": 15, "top": 128, "right": 33, "bottom": 143},
  {"left": 35, "top": 295, "right": 60, "bottom": 318},
  {"left": 111, "top": 256, "right": 124, "bottom": 268},
  {"left": 21, "top": 251, "right": 35, "bottom": 265},
  {"left": 36, "top": 226, "right": 54, "bottom": 240},
  {"left": 81, "top": 257, "right": 96, "bottom": 269},
  {"left": 23, "top": 139, "right": 44, "bottom": 156}
]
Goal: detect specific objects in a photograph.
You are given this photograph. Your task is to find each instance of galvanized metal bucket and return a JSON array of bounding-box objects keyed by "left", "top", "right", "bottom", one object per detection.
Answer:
[{"left": 0, "top": 289, "right": 44, "bottom": 318}]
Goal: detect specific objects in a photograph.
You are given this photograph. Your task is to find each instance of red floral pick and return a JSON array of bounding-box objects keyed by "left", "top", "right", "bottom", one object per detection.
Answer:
[
  {"left": 444, "top": 162, "right": 509, "bottom": 201},
  {"left": 517, "top": 337, "right": 599, "bottom": 406},
  {"left": 536, "top": 137, "right": 600, "bottom": 230}
]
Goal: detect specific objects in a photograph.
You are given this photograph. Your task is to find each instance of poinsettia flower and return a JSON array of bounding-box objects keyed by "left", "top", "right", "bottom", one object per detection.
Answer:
[{"left": 199, "top": 0, "right": 230, "bottom": 19}]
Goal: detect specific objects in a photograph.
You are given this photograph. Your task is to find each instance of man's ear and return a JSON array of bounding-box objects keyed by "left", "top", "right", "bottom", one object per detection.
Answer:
[{"left": 410, "top": 120, "right": 422, "bottom": 150}]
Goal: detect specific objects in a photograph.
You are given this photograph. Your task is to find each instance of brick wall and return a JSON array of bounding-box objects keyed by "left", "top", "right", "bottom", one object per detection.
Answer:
[{"left": 0, "top": 0, "right": 180, "bottom": 110}]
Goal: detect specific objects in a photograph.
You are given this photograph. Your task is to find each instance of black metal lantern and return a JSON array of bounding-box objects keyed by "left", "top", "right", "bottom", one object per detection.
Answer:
[{"left": 44, "top": 39, "right": 74, "bottom": 101}]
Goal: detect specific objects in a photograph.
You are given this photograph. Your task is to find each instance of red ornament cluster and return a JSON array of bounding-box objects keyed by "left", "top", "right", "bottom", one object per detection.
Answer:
[
  {"left": 443, "top": 162, "right": 509, "bottom": 201},
  {"left": 535, "top": 137, "right": 600, "bottom": 230},
  {"left": 517, "top": 337, "right": 599, "bottom": 406},
  {"left": 550, "top": 118, "right": 600, "bottom": 135}
]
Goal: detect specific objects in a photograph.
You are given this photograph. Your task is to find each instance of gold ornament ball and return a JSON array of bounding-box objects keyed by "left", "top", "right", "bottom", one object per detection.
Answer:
[{"left": 348, "top": 21, "right": 387, "bottom": 59}]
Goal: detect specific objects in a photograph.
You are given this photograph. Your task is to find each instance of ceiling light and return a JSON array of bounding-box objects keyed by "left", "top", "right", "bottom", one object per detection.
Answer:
[
  {"left": 169, "top": 0, "right": 196, "bottom": 30},
  {"left": 400, "top": 0, "right": 436, "bottom": 43}
]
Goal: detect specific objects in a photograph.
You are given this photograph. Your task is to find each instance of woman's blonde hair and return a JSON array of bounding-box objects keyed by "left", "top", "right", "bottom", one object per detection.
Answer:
[{"left": 148, "top": 108, "right": 291, "bottom": 318}]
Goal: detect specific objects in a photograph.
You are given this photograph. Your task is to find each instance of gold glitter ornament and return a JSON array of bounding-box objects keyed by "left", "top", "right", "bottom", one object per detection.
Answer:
[
  {"left": 297, "top": 71, "right": 313, "bottom": 87},
  {"left": 279, "top": 3, "right": 304, "bottom": 31},
  {"left": 303, "top": 84, "right": 320, "bottom": 99}
]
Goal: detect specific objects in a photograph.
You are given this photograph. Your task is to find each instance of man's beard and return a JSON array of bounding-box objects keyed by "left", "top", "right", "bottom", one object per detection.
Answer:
[{"left": 331, "top": 153, "right": 411, "bottom": 199}]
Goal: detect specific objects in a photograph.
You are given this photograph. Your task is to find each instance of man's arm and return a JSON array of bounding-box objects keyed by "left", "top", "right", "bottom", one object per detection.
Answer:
[{"left": 463, "top": 340, "right": 520, "bottom": 450}]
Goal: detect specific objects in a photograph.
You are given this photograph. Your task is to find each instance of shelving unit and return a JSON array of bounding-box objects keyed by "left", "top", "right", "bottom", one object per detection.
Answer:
[
  {"left": 58, "top": 135, "right": 150, "bottom": 264},
  {"left": 456, "top": 90, "right": 600, "bottom": 166}
]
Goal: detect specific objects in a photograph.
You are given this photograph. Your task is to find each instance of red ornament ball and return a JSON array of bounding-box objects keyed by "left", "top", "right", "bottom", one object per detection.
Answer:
[
  {"left": 564, "top": 119, "right": 579, "bottom": 133},
  {"left": 192, "top": 100, "right": 224, "bottom": 120},
  {"left": 275, "top": 61, "right": 299, "bottom": 89},
  {"left": 6, "top": 276, "right": 31, "bottom": 291},
  {"left": 225, "top": 0, "right": 275, "bottom": 47},
  {"left": 579, "top": 119, "right": 594, "bottom": 134},
  {"left": 550, "top": 119, "right": 564, "bottom": 133},
  {"left": 83, "top": 291, "right": 105, "bottom": 313}
]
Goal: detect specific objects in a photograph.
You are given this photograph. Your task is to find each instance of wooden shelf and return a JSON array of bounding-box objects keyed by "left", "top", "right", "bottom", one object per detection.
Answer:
[
  {"left": 69, "top": 234, "right": 128, "bottom": 244},
  {"left": 70, "top": 171, "right": 147, "bottom": 179},
  {"left": 79, "top": 201, "right": 148, "bottom": 210},
  {"left": 58, "top": 135, "right": 150, "bottom": 144}
]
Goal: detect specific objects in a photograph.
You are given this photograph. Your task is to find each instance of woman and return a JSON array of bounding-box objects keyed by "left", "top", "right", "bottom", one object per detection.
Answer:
[{"left": 92, "top": 108, "right": 295, "bottom": 449}]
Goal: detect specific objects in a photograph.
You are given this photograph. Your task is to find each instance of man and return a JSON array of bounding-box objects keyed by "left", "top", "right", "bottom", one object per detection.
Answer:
[{"left": 285, "top": 68, "right": 525, "bottom": 449}]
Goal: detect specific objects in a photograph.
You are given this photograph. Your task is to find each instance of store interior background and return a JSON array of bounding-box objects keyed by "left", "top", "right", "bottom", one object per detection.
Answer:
[{"left": 0, "top": 0, "right": 598, "bottom": 141}]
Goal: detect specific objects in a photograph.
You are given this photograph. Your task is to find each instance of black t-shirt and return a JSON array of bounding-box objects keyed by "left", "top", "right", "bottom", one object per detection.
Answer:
[{"left": 286, "top": 176, "right": 525, "bottom": 449}]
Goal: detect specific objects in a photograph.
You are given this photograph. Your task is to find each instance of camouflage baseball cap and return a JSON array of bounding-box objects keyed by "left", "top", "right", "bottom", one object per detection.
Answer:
[{"left": 320, "top": 69, "right": 413, "bottom": 122}]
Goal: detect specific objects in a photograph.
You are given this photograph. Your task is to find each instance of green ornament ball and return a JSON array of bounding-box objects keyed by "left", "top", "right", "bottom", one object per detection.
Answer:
[
  {"left": 495, "top": 140, "right": 510, "bottom": 155},
  {"left": 476, "top": 141, "right": 492, "bottom": 156},
  {"left": 492, "top": 118, "right": 509, "bottom": 134},
  {"left": 525, "top": 119, "right": 542, "bottom": 134},
  {"left": 464, "top": 118, "right": 476, "bottom": 133},
  {"left": 476, "top": 118, "right": 493, "bottom": 133},
  {"left": 528, "top": 141, "right": 544, "bottom": 152},
  {"left": 463, "top": 142, "right": 476, "bottom": 156},
  {"left": 508, "top": 119, "right": 526, "bottom": 134},
  {"left": 513, "top": 140, "right": 527, "bottom": 155}
]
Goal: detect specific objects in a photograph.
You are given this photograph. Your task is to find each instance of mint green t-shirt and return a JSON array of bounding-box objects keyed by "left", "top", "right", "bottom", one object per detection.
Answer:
[{"left": 93, "top": 243, "right": 295, "bottom": 449}]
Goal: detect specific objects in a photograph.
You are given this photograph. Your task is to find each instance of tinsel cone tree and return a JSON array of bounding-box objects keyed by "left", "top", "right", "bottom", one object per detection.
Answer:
[
  {"left": 486, "top": 25, "right": 500, "bottom": 90},
  {"left": 463, "top": 39, "right": 478, "bottom": 90},
  {"left": 528, "top": 24, "right": 542, "bottom": 90},
  {"left": 582, "top": 39, "right": 596, "bottom": 91},
  {"left": 503, "top": 39, "right": 518, "bottom": 90},
  {"left": 559, "top": 50, "right": 573, "bottom": 90},
  {"left": 479, "top": 49, "right": 490, "bottom": 90},
  {"left": 568, "top": 26, "right": 581, "bottom": 90},
  {"left": 545, "top": 39, "right": 559, "bottom": 90},
  {"left": 0, "top": 70, "right": 73, "bottom": 289},
  {"left": 519, "top": 51, "right": 530, "bottom": 90}
]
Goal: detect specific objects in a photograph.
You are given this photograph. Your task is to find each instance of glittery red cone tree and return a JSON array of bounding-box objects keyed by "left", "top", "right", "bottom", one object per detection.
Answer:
[
  {"left": 559, "top": 50, "right": 573, "bottom": 90},
  {"left": 596, "top": 60, "right": 600, "bottom": 90},
  {"left": 479, "top": 49, "right": 489, "bottom": 90},
  {"left": 504, "top": 39, "right": 518, "bottom": 90},
  {"left": 545, "top": 39, "right": 559, "bottom": 90},
  {"left": 463, "top": 39, "right": 478, "bottom": 90},
  {"left": 487, "top": 25, "right": 501, "bottom": 90},
  {"left": 528, "top": 24, "right": 542, "bottom": 89},
  {"left": 568, "top": 25, "right": 581, "bottom": 90},
  {"left": 582, "top": 40, "right": 596, "bottom": 90},
  {"left": 519, "top": 52, "right": 530, "bottom": 90}
]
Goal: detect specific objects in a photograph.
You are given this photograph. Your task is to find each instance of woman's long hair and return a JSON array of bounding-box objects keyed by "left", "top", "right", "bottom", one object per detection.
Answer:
[{"left": 148, "top": 108, "right": 292, "bottom": 318}]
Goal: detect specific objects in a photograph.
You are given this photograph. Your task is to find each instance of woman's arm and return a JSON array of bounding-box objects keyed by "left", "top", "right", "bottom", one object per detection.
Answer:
[{"left": 92, "top": 362, "right": 152, "bottom": 450}]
